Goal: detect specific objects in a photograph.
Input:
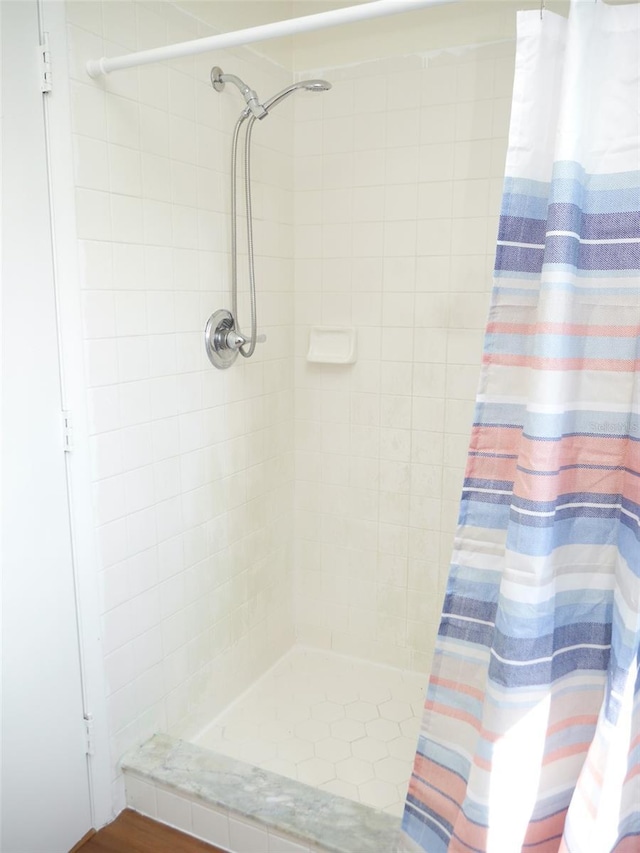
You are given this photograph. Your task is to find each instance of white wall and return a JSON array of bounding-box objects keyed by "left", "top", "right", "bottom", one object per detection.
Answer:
[
  {"left": 65, "top": 0, "right": 296, "bottom": 806},
  {"left": 291, "top": 38, "right": 516, "bottom": 670}
]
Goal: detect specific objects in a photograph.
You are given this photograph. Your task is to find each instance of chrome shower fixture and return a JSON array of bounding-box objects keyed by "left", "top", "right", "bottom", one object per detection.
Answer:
[
  {"left": 210, "top": 67, "right": 331, "bottom": 119},
  {"left": 205, "top": 68, "right": 331, "bottom": 370},
  {"left": 261, "top": 78, "right": 332, "bottom": 112},
  {"left": 211, "top": 68, "right": 267, "bottom": 119},
  {"left": 204, "top": 309, "right": 266, "bottom": 370}
]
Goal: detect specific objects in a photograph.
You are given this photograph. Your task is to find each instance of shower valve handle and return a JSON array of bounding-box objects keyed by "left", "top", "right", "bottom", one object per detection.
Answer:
[
  {"left": 226, "top": 330, "right": 266, "bottom": 350},
  {"left": 205, "top": 309, "right": 266, "bottom": 369}
]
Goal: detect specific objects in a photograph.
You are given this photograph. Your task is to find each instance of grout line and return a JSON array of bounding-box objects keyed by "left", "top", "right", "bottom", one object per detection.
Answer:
[
  {"left": 297, "top": 38, "right": 516, "bottom": 79},
  {"left": 191, "top": 644, "right": 299, "bottom": 741}
]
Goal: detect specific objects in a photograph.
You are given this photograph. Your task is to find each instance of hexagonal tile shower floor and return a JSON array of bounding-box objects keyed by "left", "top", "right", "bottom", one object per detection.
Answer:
[{"left": 193, "top": 647, "right": 428, "bottom": 817}]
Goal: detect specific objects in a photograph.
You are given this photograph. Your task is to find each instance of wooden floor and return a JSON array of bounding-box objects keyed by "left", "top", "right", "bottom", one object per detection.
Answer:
[{"left": 74, "top": 809, "right": 226, "bottom": 853}]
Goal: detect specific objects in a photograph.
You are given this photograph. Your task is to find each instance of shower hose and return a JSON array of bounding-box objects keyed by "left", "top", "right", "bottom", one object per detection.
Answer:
[{"left": 230, "top": 111, "right": 259, "bottom": 359}]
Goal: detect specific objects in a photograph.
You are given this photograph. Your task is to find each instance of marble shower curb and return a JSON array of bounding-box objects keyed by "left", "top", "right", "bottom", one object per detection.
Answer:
[{"left": 122, "top": 734, "right": 403, "bottom": 853}]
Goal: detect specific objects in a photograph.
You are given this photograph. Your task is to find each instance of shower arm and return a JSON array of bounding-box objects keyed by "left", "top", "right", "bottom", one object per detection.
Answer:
[{"left": 215, "top": 72, "right": 267, "bottom": 120}]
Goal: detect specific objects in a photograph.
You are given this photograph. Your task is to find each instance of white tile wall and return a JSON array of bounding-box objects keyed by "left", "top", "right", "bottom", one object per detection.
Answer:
[
  {"left": 67, "top": 0, "right": 297, "bottom": 802},
  {"left": 292, "top": 44, "right": 515, "bottom": 671}
]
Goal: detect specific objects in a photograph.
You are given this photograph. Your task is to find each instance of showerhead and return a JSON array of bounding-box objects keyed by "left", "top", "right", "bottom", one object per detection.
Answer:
[
  {"left": 300, "top": 80, "right": 332, "bottom": 92},
  {"left": 262, "top": 79, "right": 332, "bottom": 112}
]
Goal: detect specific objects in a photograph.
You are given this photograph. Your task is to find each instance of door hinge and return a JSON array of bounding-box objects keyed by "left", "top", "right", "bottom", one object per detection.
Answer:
[
  {"left": 83, "top": 713, "right": 95, "bottom": 756},
  {"left": 62, "top": 410, "right": 73, "bottom": 452},
  {"left": 40, "top": 33, "right": 52, "bottom": 94}
]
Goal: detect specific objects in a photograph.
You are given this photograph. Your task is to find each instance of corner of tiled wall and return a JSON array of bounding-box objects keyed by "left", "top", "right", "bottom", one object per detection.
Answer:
[
  {"left": 291, "top": 40, "right": 516, "bottom": 672},
  {"left": 66, "top": 0, "right": 298, "bottom": 805}
]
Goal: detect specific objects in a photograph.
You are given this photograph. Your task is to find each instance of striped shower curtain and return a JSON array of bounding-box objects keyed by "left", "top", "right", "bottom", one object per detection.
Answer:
[{"left": 402, "top": 3, "right": 640, "bottom": 852}]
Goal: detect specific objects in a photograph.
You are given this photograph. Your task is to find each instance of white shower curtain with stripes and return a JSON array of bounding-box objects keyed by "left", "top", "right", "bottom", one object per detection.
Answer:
[{"left": 401, "top": 2, "right": 640, "bottom": 851}]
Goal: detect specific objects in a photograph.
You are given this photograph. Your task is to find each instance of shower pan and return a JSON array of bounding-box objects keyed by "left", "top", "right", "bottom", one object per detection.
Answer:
[{"left": 204, "top": 68, "right": 332, "bottom": 369}]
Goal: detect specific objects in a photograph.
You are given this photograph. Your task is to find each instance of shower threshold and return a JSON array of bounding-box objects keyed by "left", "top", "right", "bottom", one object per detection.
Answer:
[
  {"left": 121, "top": 648, "right": 427, "bottom": 852},
  {"left": 122, "top": 734, "right": 401, "bottom": 852}
]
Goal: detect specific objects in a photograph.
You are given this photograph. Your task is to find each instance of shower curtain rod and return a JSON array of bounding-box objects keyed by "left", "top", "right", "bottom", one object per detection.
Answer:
[{"left": 86, "top": 0, "right": 459, "bottom": 78}]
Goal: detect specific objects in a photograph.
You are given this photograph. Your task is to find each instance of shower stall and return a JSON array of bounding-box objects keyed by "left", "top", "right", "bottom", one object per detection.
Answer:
[{"left": 57, "top": 0, "right": 520, "bottom": 846}]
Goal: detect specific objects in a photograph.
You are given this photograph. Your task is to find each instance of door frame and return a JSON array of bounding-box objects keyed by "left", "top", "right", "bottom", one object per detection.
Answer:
[
  {"left": 2, "top": 0, "right": 113, "bottom": 844},
  {"left": 37, "top": 0, "right": 113, "bottom": 829}
]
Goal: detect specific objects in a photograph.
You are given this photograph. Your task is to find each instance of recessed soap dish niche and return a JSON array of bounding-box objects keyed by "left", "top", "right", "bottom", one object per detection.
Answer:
[{"left": 306, "top": 326, "right": 357, "bottom": 364}]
